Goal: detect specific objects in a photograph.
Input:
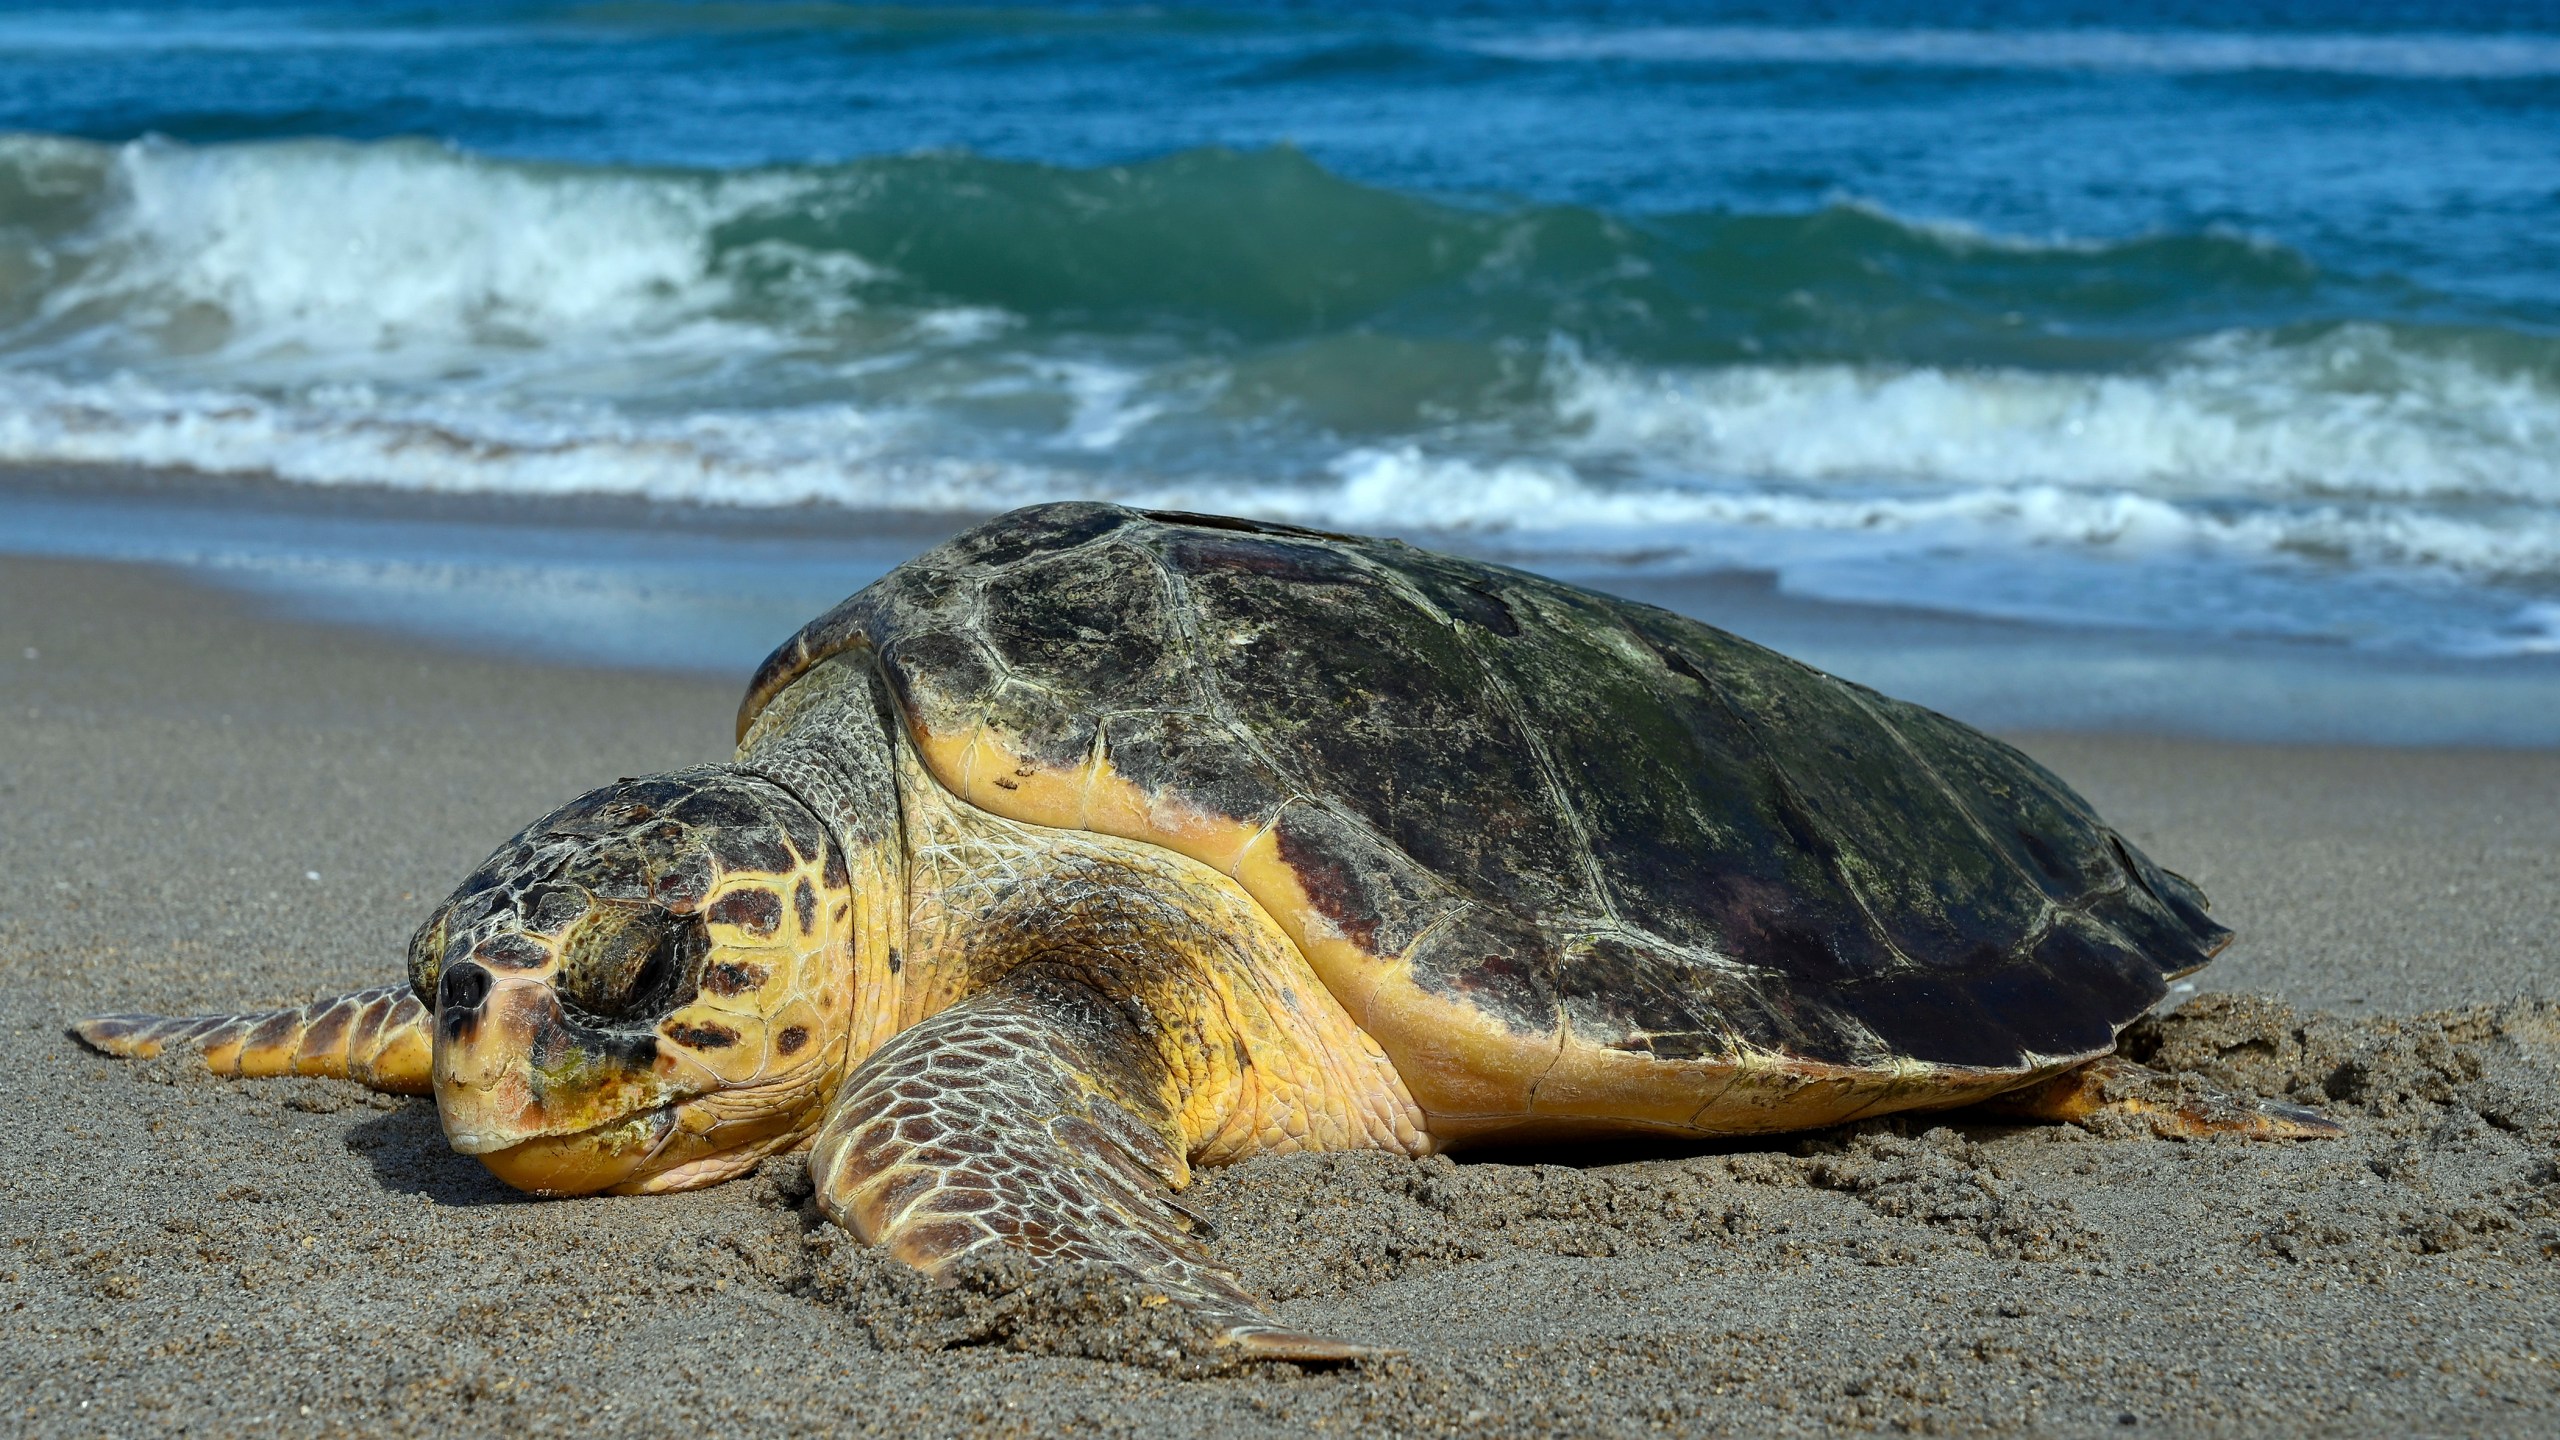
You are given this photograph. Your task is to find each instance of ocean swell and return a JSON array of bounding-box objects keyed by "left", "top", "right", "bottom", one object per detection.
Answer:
[
  {"left": 1461, "top": 25, "right": 2560, "bottom": 80},
  {"left": 0, "top": 133, "right": 2357, "bottom": 370}
]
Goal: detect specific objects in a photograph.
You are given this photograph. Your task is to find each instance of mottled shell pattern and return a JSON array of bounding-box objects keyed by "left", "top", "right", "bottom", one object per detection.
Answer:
[{"left": 742, "top": 504, "right": 2229, "bottom": 1138}]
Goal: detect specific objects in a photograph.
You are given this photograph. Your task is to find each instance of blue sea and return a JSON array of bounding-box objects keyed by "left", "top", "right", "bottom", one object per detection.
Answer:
[{"left": 3, "top": 1, "right": 2559, "bottom": 735}]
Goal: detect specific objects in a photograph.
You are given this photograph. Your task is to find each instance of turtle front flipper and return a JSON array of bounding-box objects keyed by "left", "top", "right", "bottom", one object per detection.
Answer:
[
  {"left": 808, "top": 963, "right": 1386, "bottom": 1363},
  {"left": 72, "top": 983, "right": 432, "bottom": 1095}
]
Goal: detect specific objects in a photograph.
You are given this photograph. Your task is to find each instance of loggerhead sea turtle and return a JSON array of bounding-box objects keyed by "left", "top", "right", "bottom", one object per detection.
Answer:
[{"left": 75, "top": 503, "right": 2336, "bottom": 1358}]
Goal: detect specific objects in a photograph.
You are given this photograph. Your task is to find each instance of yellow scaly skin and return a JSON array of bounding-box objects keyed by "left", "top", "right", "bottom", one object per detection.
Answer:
[
  {"left": 72, "top": 651, "right": 1427, "bottom": 1357},
  {"left": 74, "top": 984, "right": 432, "bottom": 1093},
  {"left": 421, "top": 826, "right": 858, "bottom": 1198}
]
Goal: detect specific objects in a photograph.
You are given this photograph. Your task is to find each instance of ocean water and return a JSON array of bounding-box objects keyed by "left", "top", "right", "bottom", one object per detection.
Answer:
[{"left": 2, "top": 1, "right": 2558, "bottom": 678}]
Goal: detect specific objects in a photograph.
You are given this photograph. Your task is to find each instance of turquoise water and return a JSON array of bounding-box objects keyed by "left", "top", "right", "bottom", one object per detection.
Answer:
[{"left": 2, "top": 1, "right": 2558, "bottom": 671}]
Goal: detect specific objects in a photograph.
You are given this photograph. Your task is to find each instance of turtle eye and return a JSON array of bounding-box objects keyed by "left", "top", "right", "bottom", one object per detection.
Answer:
[
  {"left": 562, "top": 910, "right": 707, "bottom": 1022},
  {"left": 617, "top": 918, "right": 705, "bottom": 1018}
]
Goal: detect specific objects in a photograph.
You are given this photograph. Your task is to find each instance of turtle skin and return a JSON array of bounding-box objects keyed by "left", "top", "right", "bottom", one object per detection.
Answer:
[{"left": 747, "top": 502, "right": 2227, "bottom": 1094}]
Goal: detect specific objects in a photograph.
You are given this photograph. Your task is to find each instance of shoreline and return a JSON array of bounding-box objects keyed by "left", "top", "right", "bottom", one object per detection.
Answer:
[
  {"left": 9, "top": 460, "right": 2560, "bottom": 747},
  {"left": 3, "top": 551, "right": 2557, "bottom": 1435}
]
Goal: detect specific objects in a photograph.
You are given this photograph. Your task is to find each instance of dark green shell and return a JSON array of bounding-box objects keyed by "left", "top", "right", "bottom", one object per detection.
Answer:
[{"left": 746, "top": 503, "right": 2226, "bottom": 1073}]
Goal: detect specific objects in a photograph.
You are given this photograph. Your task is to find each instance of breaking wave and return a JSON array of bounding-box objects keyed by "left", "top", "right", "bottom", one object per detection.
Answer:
[{"left": 0, "top": 131, "right": 2357, "bottom": 369}]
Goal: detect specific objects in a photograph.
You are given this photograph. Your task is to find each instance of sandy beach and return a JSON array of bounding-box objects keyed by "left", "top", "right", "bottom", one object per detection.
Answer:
[
  {"left": 4, "top": 550, "right": 2557, "bottom": 1437},
  {"left": 10, "top": 2, "right": 2560, "bottom": 1432}
]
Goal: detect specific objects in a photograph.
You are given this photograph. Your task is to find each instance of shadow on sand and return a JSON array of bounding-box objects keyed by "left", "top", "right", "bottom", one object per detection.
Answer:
[{"left": 345, "top": 1100, "right": 531, "bottom": 1207}]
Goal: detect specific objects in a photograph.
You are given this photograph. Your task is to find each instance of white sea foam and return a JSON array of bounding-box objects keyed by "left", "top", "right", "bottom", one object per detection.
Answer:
[
  {"left": 0, "top": 133, "right": 971, "bottom": 401},
  {"left": 2494, "top": 603, "right": 2560, "bottom": 657},
  {"left": 1188, "top": 445, "right": 2560, "bottom": 582},
  {"left": 7, "top": 360, "right": 2560, "bottom": 655},
  {"left": 8, "top": 334, "right": 2560, "bottom": 587},
  {"left": 0, "top": 369, "right": 957, "bottom": 507},
  {"left": 17, "top": 137, "right": 791, "bottom": 363},
  {"left": 1547, "top": 330, "right": 2560, "bottom": 506},
  {"left": 1463, "top": 26, "right": 2560, "bottom": 80}
]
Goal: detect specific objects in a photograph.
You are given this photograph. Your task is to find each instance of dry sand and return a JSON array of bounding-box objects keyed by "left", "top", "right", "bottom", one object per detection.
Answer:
[{"left": 4, "top": 553, "right": 2558, "bottom": 1437}]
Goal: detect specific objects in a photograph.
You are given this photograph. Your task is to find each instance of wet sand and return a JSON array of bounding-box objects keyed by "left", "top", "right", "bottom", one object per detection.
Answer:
[{"left": 4, "top": 553, "right": 2558, "bottom": 1437}]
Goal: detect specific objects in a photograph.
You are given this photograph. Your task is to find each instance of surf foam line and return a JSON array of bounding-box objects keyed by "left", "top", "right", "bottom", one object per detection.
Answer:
[
  {"left": 1543, "top": 332, "right": 2560, "bottom": 507},
  {"left": 8, "top": 360, "right": 2560, "bottom": 590},
  {"left": 1253, "top": 447, "right": 2560, "bottom": 582}
]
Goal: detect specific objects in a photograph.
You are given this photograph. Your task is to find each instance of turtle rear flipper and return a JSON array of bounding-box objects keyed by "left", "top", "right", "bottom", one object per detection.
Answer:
[
  {"left": 72, "top": 983, "right": 432, "bottom": 1095},
  {"left": 1979, "top": 1054, "right": 2343, "bottom": 1140},
  {"left": 808, "top": 962, "right": 1391, "bottom": 1364}
]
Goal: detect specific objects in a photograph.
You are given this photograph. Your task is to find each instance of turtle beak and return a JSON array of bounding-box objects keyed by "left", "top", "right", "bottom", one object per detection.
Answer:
[
  {"left": 431, "top": 963, "right": 551, "bottom": 1152},
  {"left": 471, "top": 1107, "right": 681, "bottom": 1197},
  {"left": 431, "top": 964, "right": 678, "bottom": 1194}
]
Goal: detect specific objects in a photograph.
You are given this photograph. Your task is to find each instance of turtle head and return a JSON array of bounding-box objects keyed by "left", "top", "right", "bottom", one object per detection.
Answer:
[{"left": 407, "top": 767, "right": 858, "bottom": 1196}]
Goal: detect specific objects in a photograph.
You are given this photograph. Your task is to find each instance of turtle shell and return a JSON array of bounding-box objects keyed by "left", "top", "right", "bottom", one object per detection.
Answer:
[{"left": 743, "top": 504, "right": 2228, "bottom": 1138}]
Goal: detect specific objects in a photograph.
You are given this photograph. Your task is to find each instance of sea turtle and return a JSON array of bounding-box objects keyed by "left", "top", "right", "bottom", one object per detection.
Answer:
[{"left": 74, "top": 502, "right": 2335, "bottom": 1358}]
